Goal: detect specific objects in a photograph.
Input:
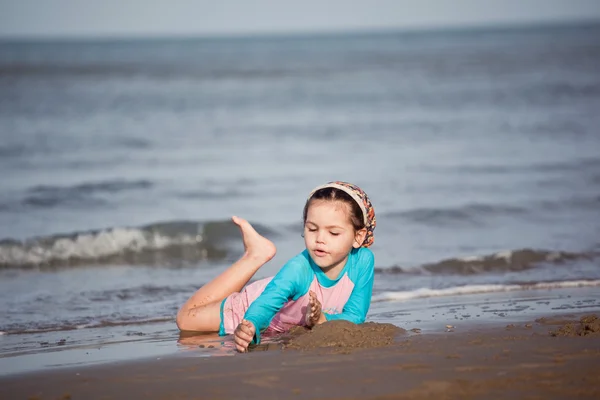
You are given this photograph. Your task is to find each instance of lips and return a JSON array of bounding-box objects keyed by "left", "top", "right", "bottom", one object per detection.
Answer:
[{"left": 313, "top": 249, "right": 328, "bottom": 257}]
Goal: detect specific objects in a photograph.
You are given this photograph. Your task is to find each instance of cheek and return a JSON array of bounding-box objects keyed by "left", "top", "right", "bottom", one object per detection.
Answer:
[
  {"left": 334, "top": 234, "right": 356, "bottom": 250},
  {"left": 303, "top": 230, "right": 317, "bottom": 244}
]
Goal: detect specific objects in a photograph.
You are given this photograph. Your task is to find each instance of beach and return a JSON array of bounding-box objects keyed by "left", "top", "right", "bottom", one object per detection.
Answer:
[
  {"left": 1, "top": 21, "right": 600, "bottom": 398},
  {"left": 2, "top": 311, "right": 599, "bottom": 399}
]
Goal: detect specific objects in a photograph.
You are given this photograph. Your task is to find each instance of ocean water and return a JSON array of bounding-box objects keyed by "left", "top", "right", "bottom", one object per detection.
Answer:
[{"left": 1, "top": 23, "right": 600, "bottom": 372}]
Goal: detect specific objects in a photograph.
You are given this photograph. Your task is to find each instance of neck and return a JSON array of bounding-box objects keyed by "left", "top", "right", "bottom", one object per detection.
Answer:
[{"left": 320, "top": 255, "right": 349, "bottom": 280}]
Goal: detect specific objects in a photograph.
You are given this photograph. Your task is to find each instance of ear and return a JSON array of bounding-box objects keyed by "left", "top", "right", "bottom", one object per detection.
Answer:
[{"left": 352, "top": 228, "right": 367, "bottom": 249}]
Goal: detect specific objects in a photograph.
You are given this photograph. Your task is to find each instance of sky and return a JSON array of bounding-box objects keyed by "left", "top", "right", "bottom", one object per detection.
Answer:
[{"left": 0, "top": 0, "right": 599, "bottom": 38}]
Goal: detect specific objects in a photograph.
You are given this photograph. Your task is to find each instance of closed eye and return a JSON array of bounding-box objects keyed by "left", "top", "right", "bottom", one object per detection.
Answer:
[{"left": 330, "top": 232, "right": 340, "bottom": 236}]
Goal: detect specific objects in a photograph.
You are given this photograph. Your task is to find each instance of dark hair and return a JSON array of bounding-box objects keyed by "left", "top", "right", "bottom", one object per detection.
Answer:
[{"left": 303, "top": 187, "right": 365, "bottom": 231}]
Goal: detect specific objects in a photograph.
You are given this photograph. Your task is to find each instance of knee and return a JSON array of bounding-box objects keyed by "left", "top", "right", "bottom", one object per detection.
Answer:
[
  {"left": 176, "top": 311, "right": 185, "bottom": 331},
  {"left": 176, "top": 309, "right": 192, "bottom": 331},
  {"left": 176, "top": 301, "right": 220, "bottom": 332}
]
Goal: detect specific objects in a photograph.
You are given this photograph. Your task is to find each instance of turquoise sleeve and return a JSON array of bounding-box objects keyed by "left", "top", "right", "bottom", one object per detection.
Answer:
[
  {"left": 243, "top": 253, "right": 313, "bottom": 344},
  {"left": 324, "top": 248, "right": 375, "bottom": 324}
]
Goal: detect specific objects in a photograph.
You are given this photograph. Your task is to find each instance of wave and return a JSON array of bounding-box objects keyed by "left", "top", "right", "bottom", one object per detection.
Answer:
[
  {"left": 375, "top": 248, "right": 594, "bottom": 275},
  {"left": 1, "top": 316, "right": 175, "bottom": 335},
  {"left": 0, "top": 144, "right": 29, "bottom": 159},
  {"left": 422, "top": 156, "right": 600, "bottom": 175},
  {"left": 177, "top": 188, "right": 251, "bottom": 200},
  {"left": 81, "top": 284, "right": 195, "bottom": 302},
  {"left": 0, "top": 219, "right": 275, "bottom": 268},
  {"left": 371, "top": 279, "right": 600, "bottom": 303},
  {"left": 537, "top": 195, "right": 600, "bottom": 211},
  {"left": 384, "top": 203, "right": 528, "bottom": 226},
  {"left": 0, "top": 63, "right": 345, "bottom": 81},
  {"left": 19, "top": 179, "right": 153, "bottom": 210}
]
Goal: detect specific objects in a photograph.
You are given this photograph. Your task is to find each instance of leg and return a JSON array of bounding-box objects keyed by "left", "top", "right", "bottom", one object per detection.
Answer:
[
  {"left": 176, "top": 216, "right": 276, "bottom": 332},
  {"left": 177, "top": 301, "right": 223, "bottom": 333}
]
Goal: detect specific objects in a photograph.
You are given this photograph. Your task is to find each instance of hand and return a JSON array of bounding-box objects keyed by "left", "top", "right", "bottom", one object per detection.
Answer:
[
  {"left": 306, "top": 290, "right": 324, "bottom": 328},
  {"left": 234, "top": 320, "right": 256, "bottom": 353}
]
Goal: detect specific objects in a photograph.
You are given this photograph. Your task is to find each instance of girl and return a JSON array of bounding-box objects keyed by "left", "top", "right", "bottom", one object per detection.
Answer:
[{"left": 176, "top": 181, "right": 376, "bottom": 352}]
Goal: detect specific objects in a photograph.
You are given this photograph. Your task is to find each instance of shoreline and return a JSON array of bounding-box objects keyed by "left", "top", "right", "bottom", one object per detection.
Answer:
[
  {"left": 1, "top": 285, "right": 599, "bottom": 378},
  {"left": 1, "top": 311, "right": 599, "bottom": 399}
]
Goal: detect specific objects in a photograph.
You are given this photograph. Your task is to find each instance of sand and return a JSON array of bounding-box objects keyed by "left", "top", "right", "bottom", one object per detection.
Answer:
[
  {"left": 281, "top": 320, "right": 405, "bottom": 353},
  {"left": 2, "top": 313, "right": 600, "bottom": 399},
  {"left": 546, "top": 315, "right": 600, "bottom": 337}
]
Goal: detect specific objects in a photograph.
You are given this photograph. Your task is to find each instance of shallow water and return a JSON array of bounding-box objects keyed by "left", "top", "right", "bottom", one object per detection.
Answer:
[
  {"left": 1, "top": 285, "right": 599, "bottom": 376},
  {"left": 1, "top": 23, "right": 599, "bottom": 370}
]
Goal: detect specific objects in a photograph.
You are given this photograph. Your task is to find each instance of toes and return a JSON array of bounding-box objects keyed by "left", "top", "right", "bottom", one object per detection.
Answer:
[{"left": 232, "top": 216, "right": 247, "bottom": 226}]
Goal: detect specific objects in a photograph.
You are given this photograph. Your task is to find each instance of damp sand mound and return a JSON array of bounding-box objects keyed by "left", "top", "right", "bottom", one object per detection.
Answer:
[
  {"left": 284, "top": 320, "right": 405, "bottom": 352},
  {"left": 549, "top": 315, "right": 600, "bottom": 337}
]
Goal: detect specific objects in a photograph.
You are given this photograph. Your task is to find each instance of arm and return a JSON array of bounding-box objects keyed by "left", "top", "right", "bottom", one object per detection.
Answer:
[
  {"left": 324, "top": 248, "right": 375, "bottom": 324},
  {"left": 243, "top": 255, "right": 312, "bottom": 343}
]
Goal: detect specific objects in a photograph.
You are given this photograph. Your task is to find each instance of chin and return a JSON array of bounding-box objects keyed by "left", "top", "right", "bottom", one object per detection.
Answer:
[
  {"left": 309, "top": 255, "right": 324, "bottom": 267},
  {"left": 309, "top": 253, "right": 329, "bottom": 268},
  {"left": 311, "top": 255, "right": 343, "bottom": 270}
]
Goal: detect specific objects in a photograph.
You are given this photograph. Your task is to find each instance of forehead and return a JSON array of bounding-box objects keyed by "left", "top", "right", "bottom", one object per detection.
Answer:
[{"left": 306, "top": 200, "right": 352, "bottom": 225}]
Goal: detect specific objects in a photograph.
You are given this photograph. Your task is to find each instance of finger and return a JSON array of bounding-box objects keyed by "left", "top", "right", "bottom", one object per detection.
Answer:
[
  {"left": 234, "top": 333, "right": 247, "bottom": 345},
  {"left": 239, "top": 324, "right": 254, "bottom": 337},
  {"left": 240, "top": 321, "right": 252, "bottom": 331},
  {"left": 236, "top": 343, "right": 247, "bottom": 353},
  {"left": 234, "top": 335, "right": 251, "bottom": 351},
  {"left": 235, "top": 324, "right": 254, "bottom": 338},
  {"left": 236, "top": 330, "right": 253, "bottom": 343},
  {"left": 241, "top": 320, "right": 255, "bottom": 332}
]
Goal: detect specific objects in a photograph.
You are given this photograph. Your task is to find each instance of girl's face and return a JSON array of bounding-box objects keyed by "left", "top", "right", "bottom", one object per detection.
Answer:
[{"left": 303, "top": 200, "right": 366, "bottom": 274}]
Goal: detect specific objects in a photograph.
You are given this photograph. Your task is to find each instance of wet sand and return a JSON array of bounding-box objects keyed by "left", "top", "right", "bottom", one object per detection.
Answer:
[
  {"left": 2, "top": 314, "right": 600, "bottom": 399},
  {"left": 282, "top": 320, "right": 405, "bottom": 352}
]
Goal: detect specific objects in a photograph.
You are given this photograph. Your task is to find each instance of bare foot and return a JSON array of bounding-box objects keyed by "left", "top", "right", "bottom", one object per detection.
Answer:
[{"left": 232, "top": 216, "right": 276, "bottom": 263}]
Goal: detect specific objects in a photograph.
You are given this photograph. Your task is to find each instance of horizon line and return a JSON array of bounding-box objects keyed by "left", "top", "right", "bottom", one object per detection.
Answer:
[{"left": 1, "top": 17, "right": 599, "bottom": 42}]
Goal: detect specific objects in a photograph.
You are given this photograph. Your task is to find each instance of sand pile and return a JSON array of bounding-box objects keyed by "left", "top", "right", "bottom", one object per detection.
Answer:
[
  {"left": 550, "top": 315, "right": 600, "bottom": 337},
  {"left": 284, "top": 320, "right": 405, "bottom": 352}
]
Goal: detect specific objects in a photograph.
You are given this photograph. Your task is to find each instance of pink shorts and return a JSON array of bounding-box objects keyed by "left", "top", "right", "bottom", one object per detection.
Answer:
[
  {"left": 219, "top": 291, "right": 248, "bottom": 335},
  {"left": 218, "top": 277, "right": 272, "bottom": 335}
]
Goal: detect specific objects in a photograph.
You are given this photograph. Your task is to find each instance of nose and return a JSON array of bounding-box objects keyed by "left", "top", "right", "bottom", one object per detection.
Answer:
[{"left": 315, "top": 230, "right": 326, "bottom": 244}]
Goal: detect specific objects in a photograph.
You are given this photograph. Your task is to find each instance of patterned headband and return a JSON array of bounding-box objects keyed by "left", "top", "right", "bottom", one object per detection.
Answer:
[{"left": 308, "top": 181, "right": 376, "bottom": 247}]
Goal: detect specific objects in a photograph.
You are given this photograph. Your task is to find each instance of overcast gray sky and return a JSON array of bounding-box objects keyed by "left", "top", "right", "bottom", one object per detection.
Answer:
[{"left": 1, "top": 0, "right": 599, "bottom": 38}]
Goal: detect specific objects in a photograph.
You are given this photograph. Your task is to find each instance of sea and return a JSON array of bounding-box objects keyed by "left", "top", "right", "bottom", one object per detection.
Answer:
[{"left": 1, "top": 22, "right": 600, "bottom": 374}]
